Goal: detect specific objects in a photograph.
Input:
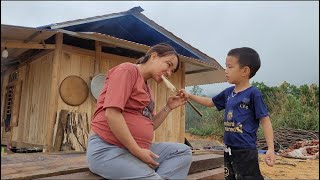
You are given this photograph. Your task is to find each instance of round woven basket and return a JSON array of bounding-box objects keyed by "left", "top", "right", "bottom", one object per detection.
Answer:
[{"left": 59, "top": 75, "right": 89, "bottom": 106}]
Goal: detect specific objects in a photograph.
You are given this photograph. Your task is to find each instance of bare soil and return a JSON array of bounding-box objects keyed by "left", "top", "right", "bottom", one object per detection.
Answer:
[
  {"left": 185, "top": 132, "right": 319, "bottom": 179},
  {"left": 259, "top": 154, "right": 319, "bottom": 180}
]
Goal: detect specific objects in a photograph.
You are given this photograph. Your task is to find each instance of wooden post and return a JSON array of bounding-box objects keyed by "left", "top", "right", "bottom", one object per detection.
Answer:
[
  {"left": 46, "top": 33, "right": 63, "bottom": 152},
  {"left": 91, "top": 41, "right": 102, "bottom": 116},
  {"left": 180, "top": 62, "right": 186, "bottom": 143},
  {"left": 15, "top": 65, "right": 28, "bottom": 148},
  {"left": 94, "top": 41, "right": 101, "bottom": 75}
]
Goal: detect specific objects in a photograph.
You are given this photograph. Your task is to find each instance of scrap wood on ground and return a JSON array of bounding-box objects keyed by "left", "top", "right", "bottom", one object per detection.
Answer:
[{"left": 258, "top": 128, "right": 319, "bottom": 160}]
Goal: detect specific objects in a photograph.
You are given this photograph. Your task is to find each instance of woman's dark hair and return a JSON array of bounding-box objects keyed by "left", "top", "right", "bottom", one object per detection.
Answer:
[
  {"left": 136, "top": 43, "right": 180, "bottom": 72},
  {"left": 227, "top": 47, "right": 261, "bottom": 78}
]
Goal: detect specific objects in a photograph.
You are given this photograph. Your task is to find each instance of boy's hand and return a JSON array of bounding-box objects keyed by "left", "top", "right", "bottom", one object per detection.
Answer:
[
  {"left": 179, "top": 89, "right": 190, "bottom": 99},
  {"left": 264, "top": 149, "right": 276, "bottom": 166}
]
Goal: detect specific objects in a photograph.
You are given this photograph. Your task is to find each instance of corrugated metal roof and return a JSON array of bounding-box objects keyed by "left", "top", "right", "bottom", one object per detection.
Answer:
[
  {"left": 39, "top": 6, "right": 224, "bottom": 70},
  {"left": 1, "top": 20, "right": 226, "bottom": 85},
  {"left": 58, "top": 29, "right": 219, "bottom": 69}
]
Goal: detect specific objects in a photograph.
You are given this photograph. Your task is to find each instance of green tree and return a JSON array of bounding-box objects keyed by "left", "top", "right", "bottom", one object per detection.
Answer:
[
  {"left": 186, "top": 85, "right": 224, "bottom": 136},
  {"left": 187, "top": 82, "right": 319, "bottom": 138}
]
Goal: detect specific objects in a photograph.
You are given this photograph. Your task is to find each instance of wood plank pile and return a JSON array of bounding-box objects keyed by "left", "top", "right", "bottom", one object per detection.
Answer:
[{"left": 257, "top": 128, "right": 319, "bottom": 151}]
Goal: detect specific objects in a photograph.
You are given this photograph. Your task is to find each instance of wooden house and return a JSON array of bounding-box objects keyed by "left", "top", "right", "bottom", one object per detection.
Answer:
[{"left": 1, "top": 7, "right": 226, "bottom": 151}]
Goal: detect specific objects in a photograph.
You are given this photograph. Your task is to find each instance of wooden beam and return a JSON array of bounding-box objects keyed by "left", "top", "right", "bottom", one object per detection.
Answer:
[
  {"left": 100, "top": 42, "right": 117, "bottom": 48},
  {"left": 24, "top": 31, "right": 42, "bottom": 43},
  {"left": 46, "top": 33, "right": 63, "bottom": 152},
  {"left": 185, "top": 68, "right": 214, "bottom": 75},
  {"left": 1, "top": 49, "right": 54, "bottom": 76},
  {"left": 1, "top": 41, "right": 55, "bottom": 49},
  {"left": 6, "top": 139, "right": 44, "bottom": 149},
  {"left": 94, "top": 41, "right": 101, "bottom": 75},
  {"left": 179, "top": 55, "right": 220, "bottom": 69},
  {"left": 62, "top": 44, "right": 95, "bottom": 57},
  {"left": 180, "top": 62, "right": 186, "bottom": 143},
  {"left": 58, "top": 29, "right": 149, "bottom": 53},
  {"left": 1, "top": 66, "right": 17, "bottom": 75}
]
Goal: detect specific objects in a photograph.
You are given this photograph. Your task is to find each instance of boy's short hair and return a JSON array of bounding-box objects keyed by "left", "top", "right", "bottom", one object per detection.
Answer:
[{"left": 227, "top": 47, "right": 261, "bottom": 78}]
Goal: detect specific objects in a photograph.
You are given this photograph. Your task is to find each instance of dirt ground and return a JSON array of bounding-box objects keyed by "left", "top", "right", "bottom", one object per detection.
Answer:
[
  {"left": 185, "top": 132, "right": 319, "bottom": 180},
  {"left": 259, "top": 154, "right": 319, "bottom": 180}
]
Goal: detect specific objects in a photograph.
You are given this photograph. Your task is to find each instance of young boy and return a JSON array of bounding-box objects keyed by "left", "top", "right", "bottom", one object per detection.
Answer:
[{"left": 181, "top": 47, "right": 275, "bottom": 179}]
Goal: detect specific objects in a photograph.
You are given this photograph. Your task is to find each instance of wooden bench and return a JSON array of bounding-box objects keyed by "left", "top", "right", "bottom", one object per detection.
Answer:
[
  {"left": 1, "top": 151, "right": 224, "bottom": 180},
  {"left": 37, "top": 167, "right": 225, "bottom": 180}
]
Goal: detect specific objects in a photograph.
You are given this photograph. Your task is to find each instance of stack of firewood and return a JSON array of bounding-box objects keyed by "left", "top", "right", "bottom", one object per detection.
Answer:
[
  {"left": 257, "top": 128, "right": 319, "bottom": 151},
  {"left": 53, "top": 110, "right": 90, "bottom": 152}
]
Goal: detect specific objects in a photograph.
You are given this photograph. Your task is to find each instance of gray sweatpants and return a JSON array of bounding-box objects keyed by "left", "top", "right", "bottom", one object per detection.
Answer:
[{"left": 87, "top": 135, "right": 192, "bottom": 179}]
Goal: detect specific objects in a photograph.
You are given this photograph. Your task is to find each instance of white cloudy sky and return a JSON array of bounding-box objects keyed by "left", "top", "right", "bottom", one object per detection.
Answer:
[{"left": 1, "top": 1, "right": 319, "bottom": 95}]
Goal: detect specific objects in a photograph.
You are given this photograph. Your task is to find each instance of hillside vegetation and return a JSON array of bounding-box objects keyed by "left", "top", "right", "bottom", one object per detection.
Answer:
[{"left": 186, "top": 81, "right": 319, "bottom": 138}]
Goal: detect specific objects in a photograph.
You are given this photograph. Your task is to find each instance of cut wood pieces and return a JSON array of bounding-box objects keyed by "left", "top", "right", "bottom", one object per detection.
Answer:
[{"left": 54, "top": 110, "right": 89, "bottom": 152}]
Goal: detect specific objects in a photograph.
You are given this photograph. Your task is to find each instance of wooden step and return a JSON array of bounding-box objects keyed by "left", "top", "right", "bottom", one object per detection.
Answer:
[
  {"left": 36, "top": 154, "right": 223, "bottom": 180},
  {"left": 37, "top": 171, "right": 103, "bottom": 180},
  {"left": 189, "top": 154, "right": 223, "bottom": 174},
  {"left": 1, "top": 152, "right": 223, "bottom": 180},
  {"left": 37, "top": 167, "right": 225, "bottom": 180},
  {"left": 187, "top": 166, "right": 224, "bottom": 180}
]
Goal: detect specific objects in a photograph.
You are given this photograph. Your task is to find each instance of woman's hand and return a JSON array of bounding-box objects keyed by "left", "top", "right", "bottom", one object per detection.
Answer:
[
  {"left": 166, "top": 94, "right": 187, "bottom": 110},
  {"left": 134, "top": 148, "right": 160, "bottom": 169}
]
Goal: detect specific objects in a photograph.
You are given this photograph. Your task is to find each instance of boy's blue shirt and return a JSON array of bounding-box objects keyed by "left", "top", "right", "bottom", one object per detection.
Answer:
[{"left": 212, "top": 86, "right": 269, "bottom": 149}]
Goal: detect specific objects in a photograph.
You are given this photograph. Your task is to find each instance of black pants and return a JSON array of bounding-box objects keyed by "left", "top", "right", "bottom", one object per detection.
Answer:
[{"left": 224, "top": 148, "right": 264, "bottom": 180}]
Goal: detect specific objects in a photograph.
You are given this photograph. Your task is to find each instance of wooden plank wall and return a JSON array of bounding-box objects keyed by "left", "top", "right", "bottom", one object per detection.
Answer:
[
  {"left": 96, "top": 51, "right": 136, "bottom": 117},
  {"left": 151, "top": 62, "right": 185, "bottom": 143},
  {"left": 1, "top": 72, "right": 9, "bottom": 142},
  {"left": 0, "top": 44, "right": 186, "bottom": 147},
  {"left": 1, "top": 52, "right": 54, "bottom": 146},
  {"left": 56, "top": 47, "right": 95, "bottom": 120}
]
